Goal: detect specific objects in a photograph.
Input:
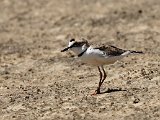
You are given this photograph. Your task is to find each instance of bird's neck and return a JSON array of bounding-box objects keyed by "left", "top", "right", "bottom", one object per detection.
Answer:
[{"left": 70, "top": 47, "right": 84, "bottom": 55}]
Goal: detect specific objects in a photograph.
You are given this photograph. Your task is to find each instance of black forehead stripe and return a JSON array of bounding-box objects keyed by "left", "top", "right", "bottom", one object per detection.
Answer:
[{"left": 70, "top": 39, "right": 75, "bottom": 42}]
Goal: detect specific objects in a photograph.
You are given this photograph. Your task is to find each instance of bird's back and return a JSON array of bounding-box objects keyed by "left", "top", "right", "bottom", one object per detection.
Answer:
[
  {"left": 94, "top": 45, "right": 127, "bottom": 56},
  {"left": 85, "top": 44, "right": 140, "bottom": 66}
]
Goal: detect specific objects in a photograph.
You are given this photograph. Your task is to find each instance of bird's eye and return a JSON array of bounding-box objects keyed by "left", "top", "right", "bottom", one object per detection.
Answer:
[{"left": 70, "top": 38, "right": 75, "bottom": 42}]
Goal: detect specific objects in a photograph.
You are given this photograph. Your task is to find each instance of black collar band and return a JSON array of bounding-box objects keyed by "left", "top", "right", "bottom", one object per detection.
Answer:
[{"left": 78, "top": 49, "right": 87, "bottom": 57}]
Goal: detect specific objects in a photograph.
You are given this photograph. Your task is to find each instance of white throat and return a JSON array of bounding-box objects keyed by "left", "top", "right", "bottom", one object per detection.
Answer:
[
  {"left": 70, "top": 47, "right": 84, "bottom": 55},
  {"left": 70, "top": 44, "right": 88, "bottom": 55}
]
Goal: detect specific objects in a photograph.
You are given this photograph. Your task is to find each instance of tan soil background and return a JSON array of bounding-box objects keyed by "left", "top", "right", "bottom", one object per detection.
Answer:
[{"left": 0, "top": 0, "right": 160, "bottom": 120}]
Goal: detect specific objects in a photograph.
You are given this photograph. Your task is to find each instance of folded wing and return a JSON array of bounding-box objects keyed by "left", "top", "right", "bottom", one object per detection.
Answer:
[{"left": 94, "top": 45, "right": 127, "bottom": 56}]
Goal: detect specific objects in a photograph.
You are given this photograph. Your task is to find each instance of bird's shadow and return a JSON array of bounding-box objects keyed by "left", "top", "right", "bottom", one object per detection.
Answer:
[{"left": 101, "top": 88, "right": 127, "bottom": 94}]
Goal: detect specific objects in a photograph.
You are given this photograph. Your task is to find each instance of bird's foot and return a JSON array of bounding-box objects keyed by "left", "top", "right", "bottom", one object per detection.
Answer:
[{"left": 91, "top": 88, "right": 101, "bottom": 95}]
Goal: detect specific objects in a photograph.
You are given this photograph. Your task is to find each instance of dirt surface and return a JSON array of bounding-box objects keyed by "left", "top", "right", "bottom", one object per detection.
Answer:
[{"left": 0, "top": 0, "right": 160, "bottom": 120}]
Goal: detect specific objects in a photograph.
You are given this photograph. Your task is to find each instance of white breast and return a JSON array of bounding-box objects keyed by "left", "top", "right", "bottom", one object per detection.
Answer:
[
  {"left": 79, "top": 47, "right": 128, "bottom": 66},
  {"left": 70, "top": 47, "right": 82, "bottom": 55}
]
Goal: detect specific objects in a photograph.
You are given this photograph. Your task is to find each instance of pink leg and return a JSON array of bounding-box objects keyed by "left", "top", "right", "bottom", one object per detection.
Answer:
[
  {"left": 101, "top": 66, "right": 107, "bottom": 84},
  {"left": 92, "top": 66, "right": 107, "bottom": 95},
  {"left": 92, "top": 66, "right": 103, "bottom": 95}
]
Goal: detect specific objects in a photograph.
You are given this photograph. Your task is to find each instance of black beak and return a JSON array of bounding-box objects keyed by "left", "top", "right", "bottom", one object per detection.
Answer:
[{"left": 61, "top": 47, "right": 70, "bottom": 52}]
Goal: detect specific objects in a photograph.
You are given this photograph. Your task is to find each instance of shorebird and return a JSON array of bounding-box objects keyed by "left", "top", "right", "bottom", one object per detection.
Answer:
[{"left": 61, "top": 38, "right": 143, "bottom": 95}]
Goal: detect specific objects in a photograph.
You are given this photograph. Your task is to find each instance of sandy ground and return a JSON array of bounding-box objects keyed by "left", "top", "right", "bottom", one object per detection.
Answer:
[{"left": 0, "top": 0, "right": 160, "bottom": 120}]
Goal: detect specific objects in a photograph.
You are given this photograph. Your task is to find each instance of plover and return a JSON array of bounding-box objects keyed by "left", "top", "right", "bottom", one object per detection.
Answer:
[{"left": 61, "top": 38, "right": 143, "bottom": 95}]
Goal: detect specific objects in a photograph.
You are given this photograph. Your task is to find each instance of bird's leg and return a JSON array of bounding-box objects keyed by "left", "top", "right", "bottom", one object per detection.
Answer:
[
  {"left": 92, "top": 66, "right": 103, "bottom": 95},
  {"left": 101, "top": 66, "right": 107, "bottom": 84},
  {"left": 96, "top": 66, "right": 107, "bottom": 94},
  {"left": 92, "top": 66, "right": 107, "bottom": 95}
]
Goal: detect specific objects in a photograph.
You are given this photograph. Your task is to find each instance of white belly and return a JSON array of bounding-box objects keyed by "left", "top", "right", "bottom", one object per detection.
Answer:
[{"left": 80, "top": 51, "right": 125, "bottom": 66}]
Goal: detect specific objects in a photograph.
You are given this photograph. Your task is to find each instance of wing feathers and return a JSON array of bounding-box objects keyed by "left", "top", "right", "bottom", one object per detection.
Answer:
[{"left": 94, "top": 45, "right": 127, "bottom": 56}]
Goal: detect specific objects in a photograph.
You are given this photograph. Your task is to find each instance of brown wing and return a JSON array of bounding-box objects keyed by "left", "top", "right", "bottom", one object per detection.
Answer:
[
  {"left": 73, "top": 40, "right": 90, "bottom": 47},
  {"left": 94, "top": 45, "right": 127, "bottom": 56}
]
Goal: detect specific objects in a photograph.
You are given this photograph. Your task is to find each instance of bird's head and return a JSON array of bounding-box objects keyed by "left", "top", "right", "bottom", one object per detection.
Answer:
[{"left": 61, "top": 38, "right": 89, "bottom": 55}]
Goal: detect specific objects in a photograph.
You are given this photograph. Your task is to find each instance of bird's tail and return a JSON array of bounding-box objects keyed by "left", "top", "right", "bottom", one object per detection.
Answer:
[
  {"left": 121, "top": 50, "right": 144, "bottom": 57},
  {"left": 130, "top": 50, "right": 144, "bottom": 54}
]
